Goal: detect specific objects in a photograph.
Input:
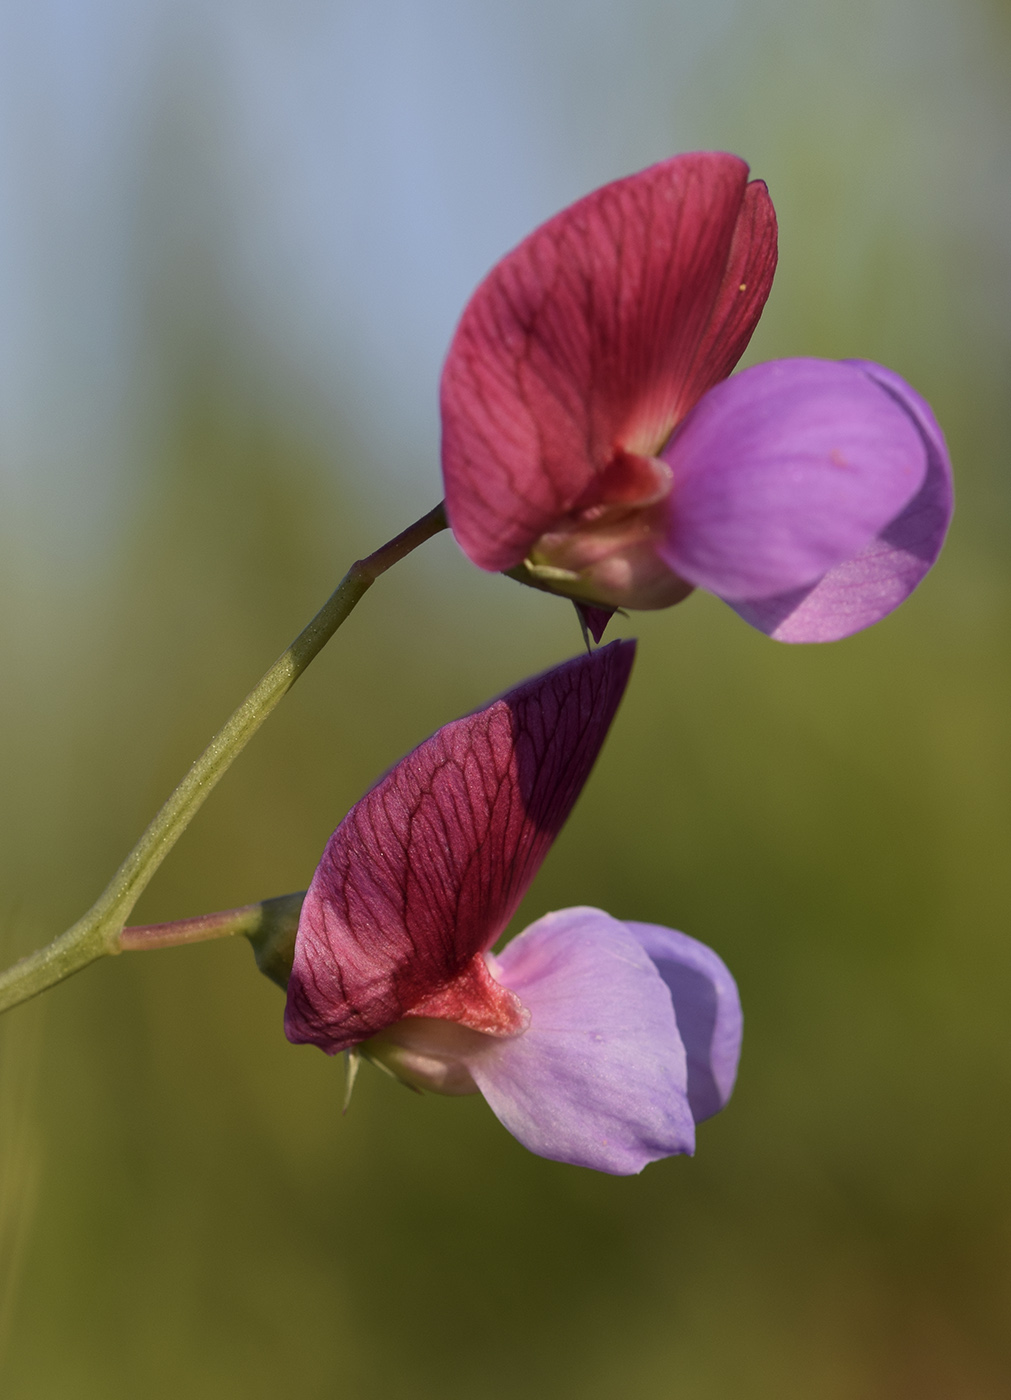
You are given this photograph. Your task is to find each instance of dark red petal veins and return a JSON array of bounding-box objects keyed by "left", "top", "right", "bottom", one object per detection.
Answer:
[
  {"left": 284, "top": 640, "right": 636, "bottom": 1053},
  {"left": 441, "top": 152, "right": 778, "bottom": 572}
]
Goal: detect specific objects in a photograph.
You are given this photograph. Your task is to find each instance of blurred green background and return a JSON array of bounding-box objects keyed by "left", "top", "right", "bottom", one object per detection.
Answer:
[{"left": 1, "top": 0, "right": 1010, "bottom": 1396}]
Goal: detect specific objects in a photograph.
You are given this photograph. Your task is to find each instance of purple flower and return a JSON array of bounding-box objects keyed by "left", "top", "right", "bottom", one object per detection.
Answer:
[
  {"left": 285, "top": 643, "right": 742, "bottom": 1174},
  {"left": 440, "top": 153, "right": 953, "bottom": 642}
]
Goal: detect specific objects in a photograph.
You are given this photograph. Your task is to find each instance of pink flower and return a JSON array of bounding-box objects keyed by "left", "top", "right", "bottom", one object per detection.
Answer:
[
  {"left": 440, "top": 153, "right": 952, "bottom": 642},
  {"left": 285, "top": 644, "right": 742, "bottom": 1174}
]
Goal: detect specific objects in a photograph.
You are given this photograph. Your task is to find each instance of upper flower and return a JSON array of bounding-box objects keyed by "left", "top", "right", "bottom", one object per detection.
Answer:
[
  {"left": 285, "top": 644, "right": 743, "bottom": 1174},
  {"left": 440, "top": 152, "right": 953, "bottom": 642}
]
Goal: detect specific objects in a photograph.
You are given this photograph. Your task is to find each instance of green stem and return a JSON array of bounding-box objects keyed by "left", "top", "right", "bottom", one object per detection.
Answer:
[
  {"left": 121, "top": 891, "right": 306, "bottom": 990},
  {"left": 0, "top": 502, "right": 448, "bottom": 1015}
]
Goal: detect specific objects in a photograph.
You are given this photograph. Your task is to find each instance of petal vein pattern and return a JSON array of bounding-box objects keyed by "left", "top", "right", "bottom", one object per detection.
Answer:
[
  {"left": 441, "top": 152, "right": 777, "bottom": 572},
  {"left": 284, "top": 642, "right": 636, "bottom": 1053}
]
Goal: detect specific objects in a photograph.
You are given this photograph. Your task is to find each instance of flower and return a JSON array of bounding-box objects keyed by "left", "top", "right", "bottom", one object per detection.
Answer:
[
  {"left": 285, "top": 643, "right": 742, "bottom": 1174},
  {"left": 440, "top": 152, "right": 953, "bottom": 643}
]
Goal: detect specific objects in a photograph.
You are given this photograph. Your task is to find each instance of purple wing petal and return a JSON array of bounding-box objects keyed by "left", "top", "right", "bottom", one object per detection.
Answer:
[
  {"left": 624, "top": 923, "right": 742, "bottom": 1123},
  {"left": 285, "top": 644, "right": 636, "bottom": 1054},
  {"left": 465, "top": 908, "right": 695, "bottom": 1175},
  {"left": 729, "top": 362, "right": 954, "bottom": 641},
  {"left": 659, "top": 359, "right": 928, "bottom": 600}
]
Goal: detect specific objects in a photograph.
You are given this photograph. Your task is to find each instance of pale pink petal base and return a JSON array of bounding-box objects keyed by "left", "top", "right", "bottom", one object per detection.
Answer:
[{"left": 466, "top": 908, "right": 695, "bottom": 1175}]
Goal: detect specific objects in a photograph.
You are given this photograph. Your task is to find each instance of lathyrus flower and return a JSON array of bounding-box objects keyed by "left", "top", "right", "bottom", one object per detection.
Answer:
[
  {"left": 285, "top": 643, "right": 742, "bottom": 1175},
  {"left": 440, "top": 152, "right": 953, "bottom": 642}
]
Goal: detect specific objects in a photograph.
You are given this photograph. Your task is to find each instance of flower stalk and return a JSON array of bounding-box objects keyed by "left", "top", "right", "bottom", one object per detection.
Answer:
[
  {"left": 0, "top": 503, "right": 447, "bottom": 1017},
  {"left": 120, "top": 891, "right": 306, "bottom": 990}
]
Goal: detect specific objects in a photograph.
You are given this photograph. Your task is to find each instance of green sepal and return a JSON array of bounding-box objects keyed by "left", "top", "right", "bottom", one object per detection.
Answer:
[{"left": 245, "top": 891, "right": 306, "bottom": 990}]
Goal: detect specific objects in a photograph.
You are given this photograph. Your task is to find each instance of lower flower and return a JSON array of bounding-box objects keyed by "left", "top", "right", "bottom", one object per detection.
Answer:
[{"left": 285, "top": 645, "right": 743, "bottom": 1175}]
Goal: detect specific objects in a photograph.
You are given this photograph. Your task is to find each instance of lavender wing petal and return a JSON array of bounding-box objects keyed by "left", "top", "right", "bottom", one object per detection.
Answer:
[
  {"left": 465, "top": 908, "right": 695, "bottom": 1175},
  {"left": 659, "top": 358, "right": 928, "bottom": 601},
  {"left": 624, "top": 923, "right": 742, "bottom": 1123},
  {"left": 729, "top": 361, "right": 953, "bottom": 641}
]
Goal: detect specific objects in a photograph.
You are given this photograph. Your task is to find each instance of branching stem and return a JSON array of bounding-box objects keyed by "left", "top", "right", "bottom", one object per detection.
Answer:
[{"left": 0, "top": 502, "right": 448, "bottom": 1015}]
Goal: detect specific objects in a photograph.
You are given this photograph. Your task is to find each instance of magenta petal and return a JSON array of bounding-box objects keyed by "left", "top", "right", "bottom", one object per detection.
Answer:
[
  {"left": 285, "top": 643, "right": 635, "bottom": 1054},
  {"left": 624, "top": 923, "right": 742, "bottom": 1123},
  {"left": 465, "top": 908, "right": 695, "bottom": 1175},
  {"left": 729, "top": 362, "right": 954, "bottom": 641},
  {"left": 441, "top": 153, "right": 777, "bottom": 572},
  {"left": 659, "top": 359, "right": 929, "bottom": 600}
]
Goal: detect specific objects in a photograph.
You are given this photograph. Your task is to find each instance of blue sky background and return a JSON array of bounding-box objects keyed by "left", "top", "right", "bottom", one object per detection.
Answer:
[{"left": 1, "top": 0, "right": 1008, "bottom": 553}]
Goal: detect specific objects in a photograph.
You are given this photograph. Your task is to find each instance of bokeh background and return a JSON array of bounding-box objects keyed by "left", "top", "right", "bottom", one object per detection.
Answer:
[{"left": 1, "top": 1, "right": 1009, "bottom": 1395}]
